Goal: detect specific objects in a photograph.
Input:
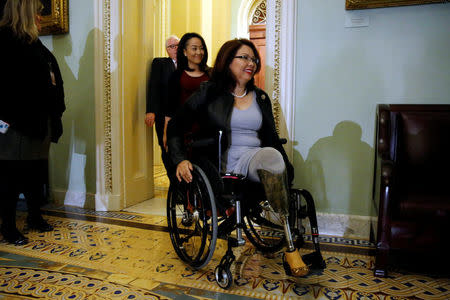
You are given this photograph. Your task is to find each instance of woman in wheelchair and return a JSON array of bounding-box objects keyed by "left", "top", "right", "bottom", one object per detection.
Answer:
[{"left": 167, "top": 38, "right": 309, "bottom": 277}]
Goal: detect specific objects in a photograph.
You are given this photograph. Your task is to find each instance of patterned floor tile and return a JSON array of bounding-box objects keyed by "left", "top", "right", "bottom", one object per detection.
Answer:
[{"left": 0, "top": 212, "right": 448, "bottom": 300}]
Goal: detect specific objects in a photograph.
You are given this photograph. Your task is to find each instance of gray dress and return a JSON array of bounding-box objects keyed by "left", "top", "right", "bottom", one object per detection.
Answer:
[{"left": 225, "top": 94, "right": 263, "bottom": 177}]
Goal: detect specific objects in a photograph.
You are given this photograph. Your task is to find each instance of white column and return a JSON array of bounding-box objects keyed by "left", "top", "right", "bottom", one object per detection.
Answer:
[{"left": 94, "top": 0, "right": 123, "bottom": 211}]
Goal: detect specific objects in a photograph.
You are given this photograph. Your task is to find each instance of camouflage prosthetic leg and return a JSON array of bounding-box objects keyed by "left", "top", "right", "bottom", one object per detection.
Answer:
[{"left": 257, "top": 169, "right": 309, "bottom": 277}]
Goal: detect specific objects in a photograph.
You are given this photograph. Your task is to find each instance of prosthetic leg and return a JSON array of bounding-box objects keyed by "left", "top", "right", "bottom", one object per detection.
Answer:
[{"left": 257, "top": 169, "right": 309, "bottom": 277}]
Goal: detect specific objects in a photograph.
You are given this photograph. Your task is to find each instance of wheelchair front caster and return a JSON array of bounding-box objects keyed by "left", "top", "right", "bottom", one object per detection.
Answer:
[
  {"left": 215, "top": 237, "right": 236, "bottom": 289},
  {"left": 215, "top": 265, "right": 232, "bottom": 289}
]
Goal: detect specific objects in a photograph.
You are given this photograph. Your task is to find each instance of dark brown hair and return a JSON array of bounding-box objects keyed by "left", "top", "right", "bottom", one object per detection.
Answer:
[
  {"left": 210, "top": 38, "right": 261, "bottom": 92},
  {"left": 176, "top": 32, "right": 209, "bottom": 72}
]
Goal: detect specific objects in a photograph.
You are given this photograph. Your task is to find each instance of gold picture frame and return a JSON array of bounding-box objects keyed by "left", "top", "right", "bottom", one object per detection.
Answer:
[
  {"left": 346, "top": 0, "right": 448, "bottom": 10},
  {"left": 40, "top": 0, "right": 68, "bottom": 35}
]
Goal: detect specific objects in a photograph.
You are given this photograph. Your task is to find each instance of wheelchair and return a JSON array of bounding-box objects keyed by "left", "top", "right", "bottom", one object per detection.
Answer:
[{"left": 167, "top": 136, "right": 326, "bottom": 289}]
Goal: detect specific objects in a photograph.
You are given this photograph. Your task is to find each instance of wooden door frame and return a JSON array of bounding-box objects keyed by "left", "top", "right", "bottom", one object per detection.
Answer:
[
  {"left": 249, "top": 24, "right": 266, "bottom": 90},
  {"left": 241, "top": 0, "right": 297, "bottom": 159},
  {"left": 94, "top": 0, "right": 158, "bottom": 211}
]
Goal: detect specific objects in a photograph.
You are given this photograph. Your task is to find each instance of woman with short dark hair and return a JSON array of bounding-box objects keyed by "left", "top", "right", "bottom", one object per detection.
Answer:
[
  {"left": 168, "top": 38, "right": 309, "bottom": 277},
  {"left": 0, "top": 0, "right": 65, "bottom": 245}
]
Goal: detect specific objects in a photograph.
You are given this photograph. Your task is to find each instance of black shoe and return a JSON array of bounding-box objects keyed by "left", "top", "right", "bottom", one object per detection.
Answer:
[
  {"left": 27, "top": 216, "right": 54, "bottom": 232},
  {"left": 0, "top": 227, "right": 29, "bottom": 245}
]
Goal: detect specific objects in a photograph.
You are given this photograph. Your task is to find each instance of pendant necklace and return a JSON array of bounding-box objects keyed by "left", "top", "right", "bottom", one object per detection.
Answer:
[{"left": 231, "top": 89, "right": 247, "bottom": 98}]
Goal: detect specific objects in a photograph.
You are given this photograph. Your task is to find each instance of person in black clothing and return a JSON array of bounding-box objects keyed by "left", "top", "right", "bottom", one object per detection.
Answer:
[
  {"left": 0, "top": 0, "right": 65, "bottom": 245},
  {"left": 145, "top": 35, "right": 179, "bottom": 172}
]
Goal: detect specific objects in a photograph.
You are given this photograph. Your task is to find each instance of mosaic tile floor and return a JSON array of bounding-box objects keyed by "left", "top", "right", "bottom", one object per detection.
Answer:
[
  {"left": 153, "top": 165, "right": 170, "bottom": 191},
  {"left": 0, "top": 207, "right": 449, "bottom": 299}
]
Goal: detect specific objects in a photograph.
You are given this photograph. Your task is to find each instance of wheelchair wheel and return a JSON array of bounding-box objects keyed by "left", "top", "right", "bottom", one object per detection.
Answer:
[
  {"left": 243, "top": 200, "right": 286, "bottom": 253},
  {"left": 215, "top": 265, "right": 232, "bottom": 289},
  {"left": 167, "top": 164, "right": 218, "bottom": 269}
]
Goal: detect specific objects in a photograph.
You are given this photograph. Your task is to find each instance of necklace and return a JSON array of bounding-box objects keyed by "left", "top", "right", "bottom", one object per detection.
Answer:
[{"left": 231, "top": 89, "right": 247, "bottom": 98}]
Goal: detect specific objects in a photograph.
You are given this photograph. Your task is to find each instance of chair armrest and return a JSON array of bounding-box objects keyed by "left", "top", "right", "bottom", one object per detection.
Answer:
[
  {"left": 377, "top": 104, "right": 392, "bottom": 160},
  {"left": 376, "top": 159, "right": 394, "bottom": 251},
  {"left": 380, "top": 160, "right": 393, "bottom": 187}
]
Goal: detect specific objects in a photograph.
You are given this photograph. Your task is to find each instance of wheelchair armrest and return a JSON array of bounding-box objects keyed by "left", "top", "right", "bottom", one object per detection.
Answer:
[{"left": 222, "top": 173, "right": 245, "bottom": 180}]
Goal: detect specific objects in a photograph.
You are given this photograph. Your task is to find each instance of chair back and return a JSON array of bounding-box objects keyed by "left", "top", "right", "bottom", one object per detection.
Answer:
[{"left": 377, "top": 104, "right": 450, "bottom": 219}]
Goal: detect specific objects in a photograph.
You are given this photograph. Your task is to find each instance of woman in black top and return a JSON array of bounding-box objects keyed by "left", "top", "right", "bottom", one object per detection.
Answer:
[
  {"left": 168, "top": 39, "right": 308, "bottom": 277},
  {"left": 0, "top": 0, "right": 65, "bottom": 245}
]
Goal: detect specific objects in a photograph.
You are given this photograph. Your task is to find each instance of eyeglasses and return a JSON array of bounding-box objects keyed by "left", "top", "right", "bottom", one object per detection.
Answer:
[
  {"left": 234, "top": 55, "right": 259, "bottom": 64},
  {"left": 167, "top": 44, "right": 178, "bottom": 49}
]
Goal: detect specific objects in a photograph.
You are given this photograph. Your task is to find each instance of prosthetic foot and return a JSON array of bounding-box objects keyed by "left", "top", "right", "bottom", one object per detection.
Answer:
[{"left": 283, "top": 249, "right": 309, "bottom": 277}]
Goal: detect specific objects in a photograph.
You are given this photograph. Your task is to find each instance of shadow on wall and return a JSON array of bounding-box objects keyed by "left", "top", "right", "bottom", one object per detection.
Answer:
[
  {"left": 49, "top": 29, "right": 97, "bottom": 207},
  {"left": 297, "top": 121, "right": 373, "bottom": 216}
]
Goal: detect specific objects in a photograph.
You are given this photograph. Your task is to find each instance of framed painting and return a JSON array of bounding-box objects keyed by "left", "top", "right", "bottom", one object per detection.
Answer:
[
  {"left": 346, "top": 0, "right": 448, "bottom": 10},
  {"left": 40, "top": 0, "right": 69, "bottom": 35}
]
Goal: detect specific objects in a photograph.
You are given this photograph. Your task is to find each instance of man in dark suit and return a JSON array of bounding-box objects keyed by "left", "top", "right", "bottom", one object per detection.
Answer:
[{"left": 146, "top": 35, "right": 179, "bottom": 172}]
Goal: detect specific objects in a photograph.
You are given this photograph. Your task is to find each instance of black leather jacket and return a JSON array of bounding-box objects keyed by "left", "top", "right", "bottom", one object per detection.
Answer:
[{"left": 167, "top": 81, "right": 294, "bottom": 182}]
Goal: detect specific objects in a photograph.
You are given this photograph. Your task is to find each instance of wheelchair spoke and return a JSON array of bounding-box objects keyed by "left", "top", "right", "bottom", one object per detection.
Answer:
[
  {"left": 244, "top": 202, "right": 286, "bottom": 252},
  {"left": 250, "top": 213, "right": 283, "bottom": 230}
]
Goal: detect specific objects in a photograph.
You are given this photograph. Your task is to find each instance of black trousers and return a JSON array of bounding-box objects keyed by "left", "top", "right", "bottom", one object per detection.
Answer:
[{"left": 0, "top": 160, "right": 46, "bottom": 229}]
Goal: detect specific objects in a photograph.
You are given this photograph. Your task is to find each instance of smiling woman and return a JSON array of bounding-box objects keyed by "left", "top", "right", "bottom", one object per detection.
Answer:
[{"left": 39, "top": 0, "right": 68, "bottom": 35}]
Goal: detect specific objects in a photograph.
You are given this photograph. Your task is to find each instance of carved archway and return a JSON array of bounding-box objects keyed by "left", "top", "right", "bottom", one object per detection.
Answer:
[{"left": 249, "top": 1, "right": 266, "bottom": 89}]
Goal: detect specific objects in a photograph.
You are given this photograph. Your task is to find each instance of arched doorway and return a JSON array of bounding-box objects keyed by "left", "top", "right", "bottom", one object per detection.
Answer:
[{"left": 248, "top": 1, "right": 266, "bottom": 90}]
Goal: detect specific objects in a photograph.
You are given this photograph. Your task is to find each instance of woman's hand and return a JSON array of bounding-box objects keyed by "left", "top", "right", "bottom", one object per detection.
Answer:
[
  {"left": 176, "top": 160, "right": 193, "bottom": 183},
  {"left": 145, "top": 113, "right": 155, "bottom": 127},
  {"left": 163, "top": 116, "right": 171, "bottom": 152},
  {"left": 163, "top": 133, "right": 168, "bottom": 152}
]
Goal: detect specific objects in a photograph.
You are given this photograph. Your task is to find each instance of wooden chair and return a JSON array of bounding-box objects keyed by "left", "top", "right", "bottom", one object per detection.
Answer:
[{"left": 372, "top": 104, "right": 450, "bottom": 277}]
